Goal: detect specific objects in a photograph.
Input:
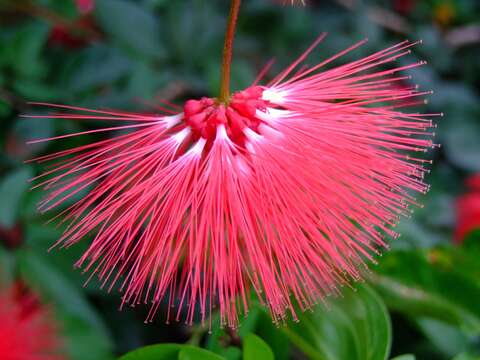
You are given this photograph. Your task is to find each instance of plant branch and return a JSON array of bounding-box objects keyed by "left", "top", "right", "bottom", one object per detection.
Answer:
[{"left": 219, "top": 0, "right": 242, "bottom": 103}]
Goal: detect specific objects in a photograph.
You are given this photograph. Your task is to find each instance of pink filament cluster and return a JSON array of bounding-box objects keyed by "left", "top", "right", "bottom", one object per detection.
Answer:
[
  {"left": 29, "top": 36, "right": 439, "bottom": 327},
  {"left": 0, "top": 285, "right": 64, "bottom": 359}
]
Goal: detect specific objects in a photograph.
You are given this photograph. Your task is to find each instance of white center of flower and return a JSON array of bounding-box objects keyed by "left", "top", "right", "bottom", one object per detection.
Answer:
[
  {"left": 255, "top": 108, "right": 291, "bottom": 124},
  {"left": 188, "top": 137, "right": 207, "bottom": 156},
  {"left": 172, "top": 127, "right": 191, "bottom": 144},
  {"left": 216, "top": 124, "right": 230, "bottom": 141},
  {"left": 262, "top": 89, "right": 288, "bottom": 104},
  {"left": 161, "top": 113, "right": 183, "bottom": 129}
]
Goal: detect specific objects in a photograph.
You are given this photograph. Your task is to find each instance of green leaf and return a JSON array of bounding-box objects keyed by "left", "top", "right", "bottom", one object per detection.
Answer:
[
  {"left": 179, "top": 346, "right": 225, "bottom": 360},
  {"left": 464, "top": 229, "right": 480, "bottom": 247},
  {"left": 0, "top": 167, "right": 33, "bottom": 227},
  {"left": 416, "top": 318, "right": 470, "bottom": 357},
  {"left": 243, "top": 333, "right": 274, "bottom": 360},
  {"left": 282, "top": 284, "right": 391, "bottom": 360},
  {"left": 61, "top": 314, "right": 114, "bottom": 360},
  {"left": 221, "top": 347, "right": 242, "bottom": 360},
  {"left": 391, "top": 355, "right": 415, "bottom": 360},
  {"left": 239, "top": 307, "right": 289, "bottom": 360},
  {"left": 118, "top": 344, "right": 182, "bottom": 360},
  {"left": 10, "top": 22, "right": 50, "bottom": 78},
  {"left": 207, "top": 285, "right": 390, "bottom": 360},
  {"left": 95, "top": 0, "right": 164, "bottom": 58},
  {"left": 206, "top": 306, "right": 289, "bottom": 360},
  {"left": 452, "top": 353, "right": 480, "bottom": 360},
  {"left": 17, "top": 250, "right": 114, "bottom": 360},
  {"left": 118, "top": 344, "right": 224, "bottom": 360},
  {"left": 371, "top": 250, "right": 480, "bottom": 333},
  {"left": 424, "top": 245, "right": 480, "bottom": 289}
]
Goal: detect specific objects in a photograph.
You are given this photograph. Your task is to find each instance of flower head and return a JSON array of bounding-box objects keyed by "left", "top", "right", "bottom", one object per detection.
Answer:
[
  {"left": 29, "top": 36, "right": 438, "bottom": 327},
  {"left": 0, "top": 282, "right": 64, "bottom": 359}
]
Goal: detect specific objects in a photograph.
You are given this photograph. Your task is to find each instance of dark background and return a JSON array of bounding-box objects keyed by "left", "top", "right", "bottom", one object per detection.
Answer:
[{"left": 0, "top": 0, "right": 479, "bottom": 359}]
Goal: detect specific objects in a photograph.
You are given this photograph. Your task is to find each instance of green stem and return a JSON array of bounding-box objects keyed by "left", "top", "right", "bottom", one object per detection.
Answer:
[{"left": 219, "top": 0, "right": 242, "bottom": 103}]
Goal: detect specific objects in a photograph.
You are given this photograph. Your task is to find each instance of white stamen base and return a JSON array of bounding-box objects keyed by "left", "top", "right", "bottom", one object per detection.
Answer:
[
  {"left": 262, "top": 89, "right": 288, "bottom": 104},
  {"left": 172, "top": 127, "right": 191, "bottom": 144}
]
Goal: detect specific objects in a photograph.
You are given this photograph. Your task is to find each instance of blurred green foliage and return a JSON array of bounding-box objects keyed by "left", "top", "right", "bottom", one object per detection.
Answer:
[{"left": 1, "top": 0, "right": 480, "bottom": 359}]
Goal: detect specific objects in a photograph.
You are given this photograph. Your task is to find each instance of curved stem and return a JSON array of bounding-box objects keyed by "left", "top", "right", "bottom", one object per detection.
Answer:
[{"left": 219, "top": 0, "right": 242, "bottom": 103}]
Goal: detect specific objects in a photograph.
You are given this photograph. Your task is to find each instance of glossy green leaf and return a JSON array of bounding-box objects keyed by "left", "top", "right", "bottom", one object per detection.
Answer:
[
  {"left": 239, "top": 307, "right": 289, "bottom": 360},
  {"left": 282, "top": 284, "right": 391, "bottom": 360},
  {"left": 119, "top": 344, "right": 224, "bottom": 360},
  {"left": 179, "top": 346, "right": 225, "bottom": 360},
  {"left": 243, "top": 333, "right": 274, "bottom": 360},
  {"left": 119, "top": 344, "right": 182, "bottom": 360},
  {"left": 391, "top": 355, "right": 415, "bottom": 360},
  {"left": 221, "top": 347, "right": 242, "bottom": 360}
]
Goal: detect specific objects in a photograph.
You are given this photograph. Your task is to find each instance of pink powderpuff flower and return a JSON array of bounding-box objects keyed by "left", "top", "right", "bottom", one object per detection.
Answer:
[
  {"left": 28, "top": 35, "right": 439, "bottom": 328},
  {"left": 0, "top": 282, "right": 65, "bottom": 359},
  {"left": 455, "top": 174, "right": 480, "bottom": 243}
]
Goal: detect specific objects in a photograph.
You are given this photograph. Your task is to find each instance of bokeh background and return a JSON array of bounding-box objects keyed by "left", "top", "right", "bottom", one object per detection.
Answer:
[{"left": 0, "top": 0, "right": 479, "bottom": 359}]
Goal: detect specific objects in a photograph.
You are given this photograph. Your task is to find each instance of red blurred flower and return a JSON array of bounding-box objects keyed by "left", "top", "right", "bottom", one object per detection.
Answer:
[
  {"left": 0, "top": 222, "right": 23, "bottom": 249},
  {"left": 29, "top": 36, "right": 438, "bottom": 327},
  {"left": 48, "top": 0, "right": 97, "bottom": 49},
  {"left": 455, "top": 175, "right": 480, "bottom": 243},
  {"left": 393, "top": 0, "right": 416, "bottom": 15},
  {"left": 0, "top": 283, "right": 64, "bottom": 359},
  {"left": 48, "top": 17, "right": 97, "bottom": 49},
  {"left": 76, "top": 0, "right": 95, "bottom": 15}
]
